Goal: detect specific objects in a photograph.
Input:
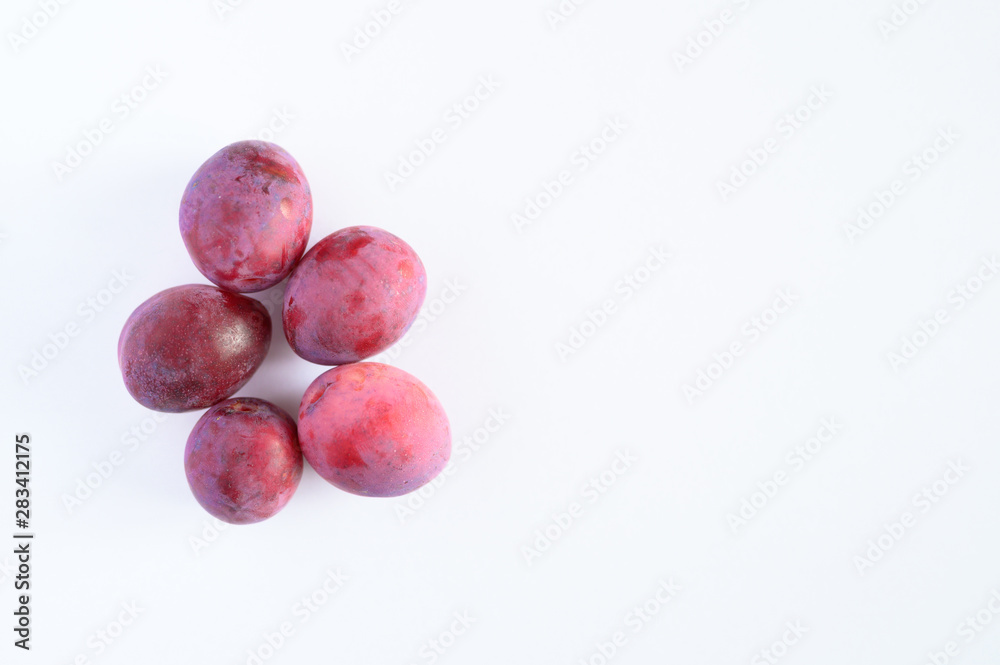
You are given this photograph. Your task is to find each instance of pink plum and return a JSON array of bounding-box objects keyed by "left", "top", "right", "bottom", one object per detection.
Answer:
[
  {"left": 180, "top": 140, "right": 312, "bottom": 292},
  {"left": 282, "top": 226, "right": 426, "bottom": 365},
  {"left": 298, "top": 363, "right": 450, "bottom": 497},
  {"left": 185, "top": 398, "right": 302, "bottom": 524},
  {"left": 118, "top": 284, "right": 271, "bottom": 412}
]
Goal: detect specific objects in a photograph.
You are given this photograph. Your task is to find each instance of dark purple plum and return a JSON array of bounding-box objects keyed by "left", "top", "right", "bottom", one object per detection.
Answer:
[
  {"left": 283, "top": 226, "right": 426, "bottom": 365},
  {"left": 180, "top": 140, "right": 312, "bottom": 293},
  {"left": 185, "top": 398, "right": 302, "bottom": 524},
  {"left": 298, "top": 363, "right": 450, "bottom": 497},
  {"left": 118, "top": 285, "right": 270, "bottom": 412}
]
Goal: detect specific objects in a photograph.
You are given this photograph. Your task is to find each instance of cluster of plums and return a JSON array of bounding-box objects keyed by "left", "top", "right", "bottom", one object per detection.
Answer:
[{"left": 117, "top": 141, "right": 451, "bottom": 524}]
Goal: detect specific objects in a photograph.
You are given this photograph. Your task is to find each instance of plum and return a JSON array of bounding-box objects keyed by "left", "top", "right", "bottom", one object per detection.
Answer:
[
  {"left": 185, "top": 398, "right": 302, "bottom": 524},
  {"left": 179, "top": 140, "right": 312, "bottom": 292},
  {"left": 283, "top": 226, "right": 426, "bottom": 365},
  {"left": 118, "top": 284, "right": 271, "bottom": 412},
  {"left": 298, "top": 363, "right": 450, "bottom": 497}
]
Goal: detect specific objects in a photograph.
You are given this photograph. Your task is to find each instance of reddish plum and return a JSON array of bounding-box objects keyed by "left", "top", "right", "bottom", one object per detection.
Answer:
[
  {"left": 298, "top": 363, "right": 450, "bottom": 497},
  {"left": 118, "top": 285, "right": 271, "bottom": 412},
  {"left": 282, "top": 226, "right": 426, "bottom": 365},
  {"left": 180, "top": 140, "right": 312, "bottom": 292},
  {"left": 185, "top": 398, "right": 302, "bottom": 524}
]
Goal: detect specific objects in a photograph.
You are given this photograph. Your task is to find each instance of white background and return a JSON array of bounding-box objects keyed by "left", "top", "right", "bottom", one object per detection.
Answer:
[{"left": 3, "top": 0, "right": 1000, "bottom": 663}]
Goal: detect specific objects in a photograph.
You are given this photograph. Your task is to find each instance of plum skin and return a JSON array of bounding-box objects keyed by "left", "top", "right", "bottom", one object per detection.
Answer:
[
  {"left": 118, "top": 285, "right": 271, "bottom": 413},
  {"left": 185, "top": 398, "right": 303, "bottom": 525},
  {"left": 180, "top": 140, "right": 312, "bottom": 293},
  {"left": 298, "top": 363, "right": 451, "bottom": 497},
  {"left": 283, "top": 226, "right": 426, "bottom": 365}
]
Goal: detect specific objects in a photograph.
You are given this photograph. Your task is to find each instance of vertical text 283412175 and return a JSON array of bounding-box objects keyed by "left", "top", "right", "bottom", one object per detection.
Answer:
[{"left": 13, "top": 433, "right": 32, "bottom": 651}]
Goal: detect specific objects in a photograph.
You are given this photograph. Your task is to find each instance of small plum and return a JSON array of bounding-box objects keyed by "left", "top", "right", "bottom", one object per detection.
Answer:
[
  {"left": 185, "top": 398, "right": 302, "bottom": 524},
  {"left": 283, "top": 226, "right": 426, "bottom": 365},
  {"left": 118, "top": 284, "right": 271, "bottom": 412},
  {"left": 180, "top": 140, "right": 312, "bottom": 292},
  {"left": 298, "top": 363, "right": 450, "bottom": 497}
]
